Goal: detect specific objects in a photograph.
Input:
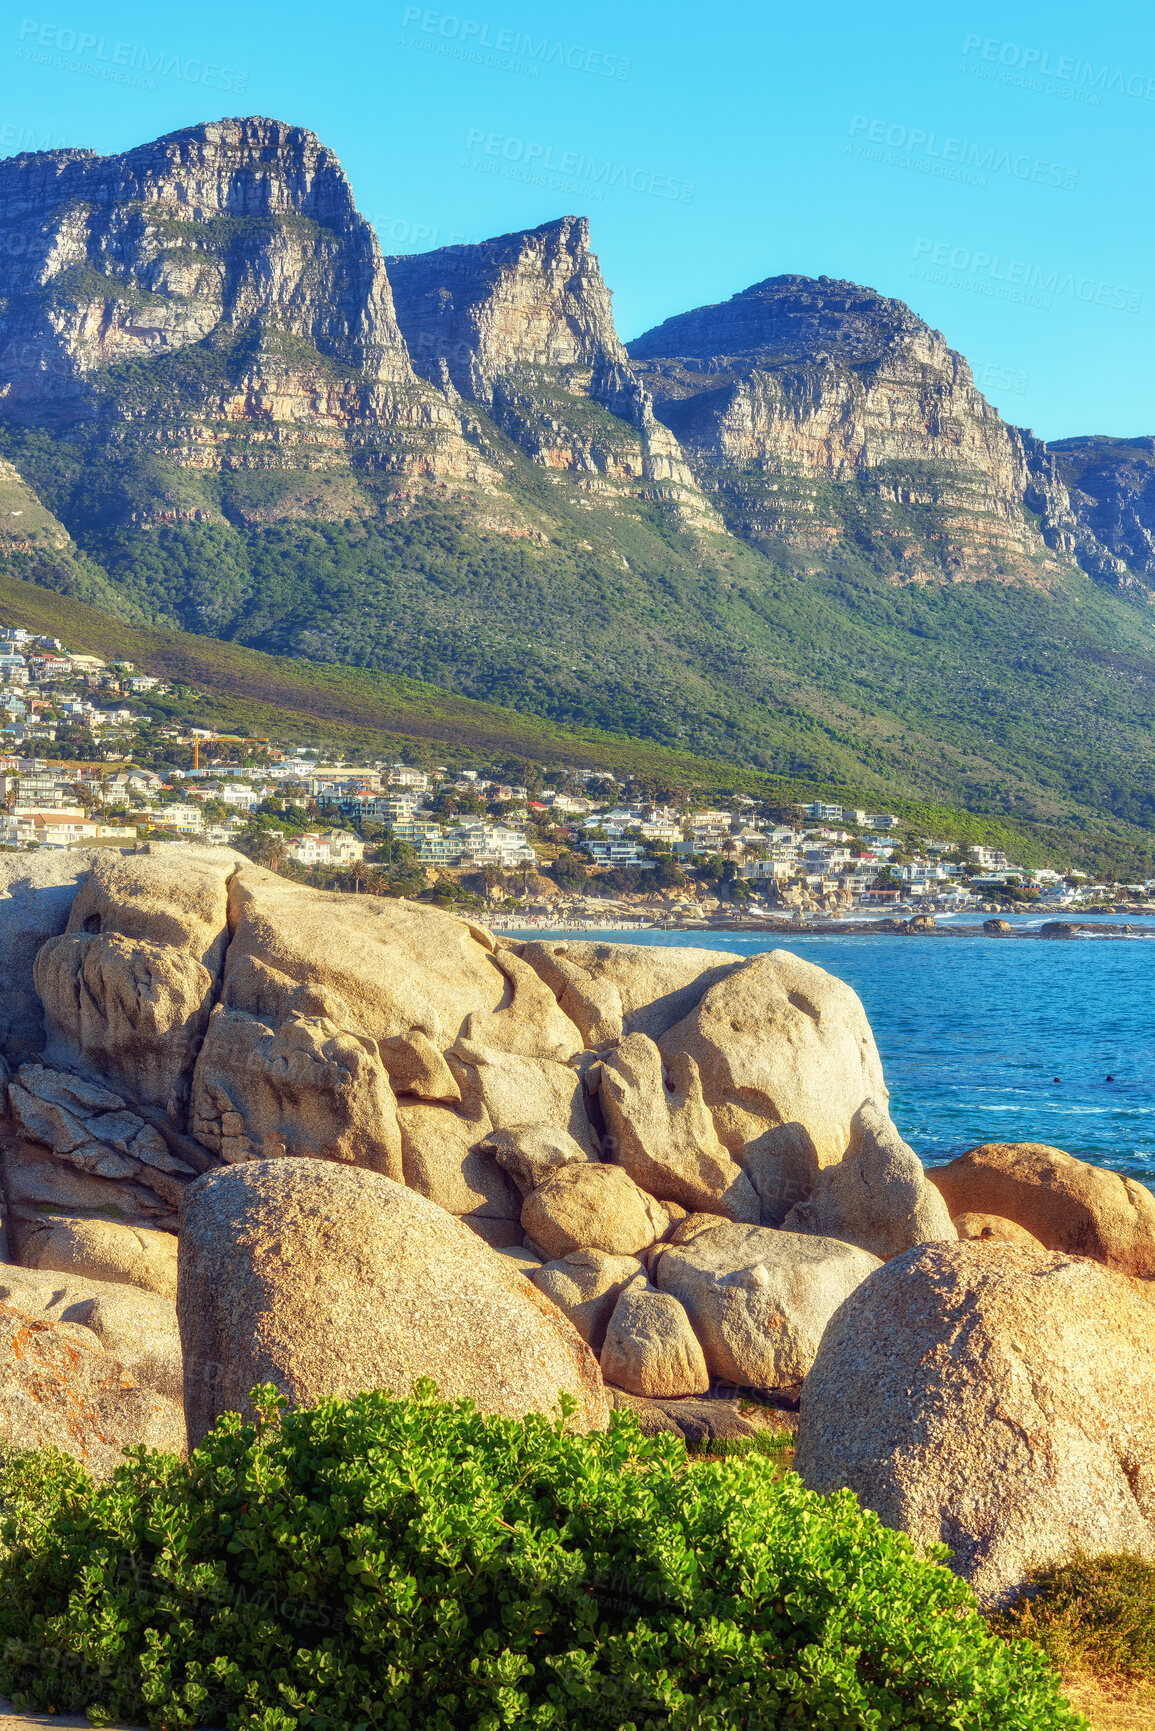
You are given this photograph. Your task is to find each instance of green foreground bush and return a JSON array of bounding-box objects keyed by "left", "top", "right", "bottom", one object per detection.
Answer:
[{"left": 0, "top": 1384, "right": 1081, "bottom": 1730}]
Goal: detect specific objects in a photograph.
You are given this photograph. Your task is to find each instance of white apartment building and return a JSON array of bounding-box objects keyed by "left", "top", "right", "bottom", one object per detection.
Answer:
[
  {"left": 584, "top": 838, "right": 651, "bottom": 867},
  {"left": 143, "top": 803, "right": 204, "bottom": 835},
  {"left": 286, "top": 830, "right": 366, "bottom": 867},
  {"left": 216, "top": 783, "right": 259, "bottom": 811},
  {"left": 385, "top": 765, "right": 430, "bottom": 790},
  {"left": 453, "top": 824, "right": 537, "bottom": 866}
]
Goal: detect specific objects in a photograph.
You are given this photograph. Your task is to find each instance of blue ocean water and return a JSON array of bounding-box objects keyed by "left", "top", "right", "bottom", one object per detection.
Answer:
[{"left": 521, "top": 926, "right": 1155, "bottom": 1181}]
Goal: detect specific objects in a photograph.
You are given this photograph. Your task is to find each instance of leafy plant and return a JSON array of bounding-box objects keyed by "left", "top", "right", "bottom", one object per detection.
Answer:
[{"left": 0, "top": 1384, "right": 1081, "bottom": 1730}]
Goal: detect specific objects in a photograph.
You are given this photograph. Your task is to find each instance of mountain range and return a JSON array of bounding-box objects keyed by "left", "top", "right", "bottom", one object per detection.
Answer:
[{"left": 0, "top": 115, "right": 1153, "bottom": 848}]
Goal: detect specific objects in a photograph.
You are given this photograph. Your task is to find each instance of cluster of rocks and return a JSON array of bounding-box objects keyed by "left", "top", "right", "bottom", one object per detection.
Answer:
[{"left": 2, "top": 843, "right": 1154, "bottom": 1605}]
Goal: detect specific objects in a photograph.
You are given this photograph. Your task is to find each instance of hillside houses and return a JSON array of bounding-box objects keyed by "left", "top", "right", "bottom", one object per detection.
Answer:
[{"left": 0, "top": 624, "right": 1109, "bottom": 908}]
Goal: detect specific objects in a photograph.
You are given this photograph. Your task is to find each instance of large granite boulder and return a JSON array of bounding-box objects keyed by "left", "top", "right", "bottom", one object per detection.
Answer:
[
  {"left": 783, "top": 1100, "right": 956, "bottom": 1260},
  {"left": 35, "top": 846, "right": 238, "bottom": 1119},
  {"left": 64, "top": 845, "right": 239, "bottom": 976},
  {"left": 448, "top": 1042, "right": 597, "bottom": 1155},
  {"left": 0, "top": 849, "right": 95, "bottom": 1059},
  {"left": 599, "top": 1274, "right": 709, "bottom": 1398},
  {"left": 657, "top": 950, "right": 887, "bottom": 1218},
  {"left": 1, "top": 852, "right": 938, "bottom": 1452},
  {"left": 219, "top": 865, "right": 506, "bottom": 1047},
  {"left": 190, "top": 1005, "right": 403, "bottom": 1175},
  {"left": 462, "top": 948, "right": 584, "bottom": 1061},
  {"left": 184, "top": 868, "right": 516, "bottom": 1165},
  {"left": 597, "top": 1033, "right": 760, "bottom": 1221},
  {"left": 35, "top": 932, "right": 217, "bottom": 1121},
  {"left": 520, "top": 1162, "right": 669, "bottom": 1259},
  {"left": 398, "top": 1102, "right": 519, "bottom": 1219},
  {"left": 928, "top": 1143, "right": 1155, "bottom": 1277},
  {"left": 378, "top": 1026, "right": 461, "bottom": 1102},
  {"left": 477, "top": 1123, "right": 595, "bottom": 1195},
  {"left": 178, "top": 1159, "right": 610, "bottom": 1447},
  {"left": 653, "top": 1221, "right": 881, "bottom": 1391},
  {"left": 795, "top": 1242, "right": 1155, "bottom": 1604},
  {"left": 517, "top": 940, "right": 740, "bottom": 1048}
]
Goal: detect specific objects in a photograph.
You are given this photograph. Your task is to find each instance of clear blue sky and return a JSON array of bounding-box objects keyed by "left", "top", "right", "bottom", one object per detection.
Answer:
[{"left": 4, "top": 0, "right": 1153, "bottom": 440}]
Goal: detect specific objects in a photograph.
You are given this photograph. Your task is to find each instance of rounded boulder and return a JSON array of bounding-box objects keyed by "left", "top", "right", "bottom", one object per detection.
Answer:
[
  {"left": 795, "top": 1241, "right": 1155, "bottom": 1605},
  {"left": 178, "top": 1159, "right": 610, "bottom": 1447},
  {"left": 929, "top": 1142, "right": 1155, "bottom": 1277},
  {"left": 654, "top": 1221, "right": 881, "bottom": 1391}
]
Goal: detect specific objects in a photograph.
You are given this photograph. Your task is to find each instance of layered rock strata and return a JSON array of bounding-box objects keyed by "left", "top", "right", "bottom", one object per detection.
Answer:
[
  {"left": 627, "top": 274, "right": 1083, "bottom": 582},
  {"left": 0, "top": 116, "right": 1149, "bottom": 607},
  {"left": 387, "top": 217, "right": 716, "bottom": 525},
  {"left": 0, "top": 117, "right": 487, "bottom": 510}
]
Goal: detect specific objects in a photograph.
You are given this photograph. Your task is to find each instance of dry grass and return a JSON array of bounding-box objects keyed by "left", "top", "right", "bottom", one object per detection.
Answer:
[
  {"left": 993, "top": 1554, "right": 1155, "bottom": 1731},
  {"left": 1061, "top": 1673, "right": 1155, "bottom": 1731}
]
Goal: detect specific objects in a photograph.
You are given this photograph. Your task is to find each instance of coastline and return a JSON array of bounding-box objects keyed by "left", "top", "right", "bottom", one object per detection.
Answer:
[{"left": 489, "top": 912, "right": 1155, "bottom": 940}]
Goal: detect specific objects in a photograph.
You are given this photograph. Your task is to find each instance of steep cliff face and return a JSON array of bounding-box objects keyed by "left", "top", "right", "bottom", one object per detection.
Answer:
[
  {"left": 387, "top": 218, "right": 715, "bottom": 525},
  {"left": 2, "top": 118, "right": 1155, "bottom": 843},
  {"left": 0, "top": 117, "right": 487, "bottom": 518},
  {"left": 387, "top": 216, "right": 627, "bottom": 402},
  {"left": 0, "top": 117, "right": 409, "bottom": 401},
  {"left": 628, "top": 276, "right": 1075, "bottom": 583},
  {"left": 1044, "top": 437, "right": 1155, "bottom": 594}
]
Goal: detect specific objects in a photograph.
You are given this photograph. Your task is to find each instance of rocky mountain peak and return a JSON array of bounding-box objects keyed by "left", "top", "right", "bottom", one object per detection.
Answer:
[
  {"left": 625, "top": 271, "right": 1081, "bottom": 584},
  {"left": 386, "top": 214, "right": 630, "bottom": 401},
  {"left": 0, "top": 117, "right": 360, "bottom": 226},
  {"left": 386, "top": 215, "right": 716, "bottom": 526},
  {"left": 627, "top": 273, "right": 950, "bottom": 374},
  {"left": 0, "top": 115, "right": 414, "bottom": 418}
]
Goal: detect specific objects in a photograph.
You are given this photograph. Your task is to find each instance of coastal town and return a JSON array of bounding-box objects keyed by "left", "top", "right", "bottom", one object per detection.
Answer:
[
  {"left": 2, "top": 47, "right": 1155, "bottom": 1730},
  {"left": 0, "top": 624, "right": 1143, "bottom": 929}
]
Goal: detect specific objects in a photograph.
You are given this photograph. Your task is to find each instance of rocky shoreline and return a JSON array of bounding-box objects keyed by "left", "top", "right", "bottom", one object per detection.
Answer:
[
  {"left": 500, "top": 913, "right": 1155, "bottom": 939},
  {"left": 1, "top": 843, "right": 1154, "bottom": 1612}
]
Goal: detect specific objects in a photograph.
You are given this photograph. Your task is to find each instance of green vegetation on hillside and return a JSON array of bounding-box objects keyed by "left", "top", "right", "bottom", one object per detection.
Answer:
[
  {"left": 4, "top": 408, "right": 1155, "bottom": 859},
  {"left": 0, "top": 1384, "right": 1080, "bottom": 1729},
  {"left": 1, "top": 564, "right": 1146, "bottom": 873}
]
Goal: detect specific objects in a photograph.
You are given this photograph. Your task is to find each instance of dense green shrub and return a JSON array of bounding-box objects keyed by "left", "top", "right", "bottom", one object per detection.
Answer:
[{"left": 0, "top": 1385, "right": 1080, "bottom": 1730}]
